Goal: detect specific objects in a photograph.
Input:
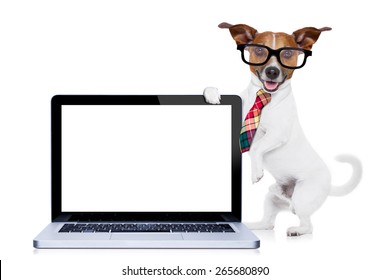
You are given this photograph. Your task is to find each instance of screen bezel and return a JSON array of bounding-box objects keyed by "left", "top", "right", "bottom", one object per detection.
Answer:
[{"left": 51, "top": 95, "right": 242, "bottom": 222}]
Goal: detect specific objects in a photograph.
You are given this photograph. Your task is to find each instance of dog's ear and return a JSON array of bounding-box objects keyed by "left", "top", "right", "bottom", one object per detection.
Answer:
[
  {"left": 218, "top": 22, "right": 258, "bottom": 45},
  {"left": 293, "top": 27, "right": 331, "bottom": 50}
]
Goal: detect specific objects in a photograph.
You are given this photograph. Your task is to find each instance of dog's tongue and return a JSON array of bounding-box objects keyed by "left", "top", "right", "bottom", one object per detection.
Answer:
[{"left": 265, "top": 81, "right": 278, "bottom": 91}]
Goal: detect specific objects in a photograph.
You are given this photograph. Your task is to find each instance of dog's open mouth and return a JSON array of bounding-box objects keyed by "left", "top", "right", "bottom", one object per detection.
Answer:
[
  {"left": 262, "top": 75, "right": 288, "bottom": 92},
  {"left": 264, "top": 81, "right": 279, "bottom": 92},
  {"left": 255, "top": 70, "right": 287, "bottom": 93}
]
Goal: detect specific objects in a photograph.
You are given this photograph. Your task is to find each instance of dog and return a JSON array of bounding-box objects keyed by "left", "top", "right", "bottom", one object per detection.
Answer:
[{"left": 204, "top": 22, "right": 362, "bottom": 236}]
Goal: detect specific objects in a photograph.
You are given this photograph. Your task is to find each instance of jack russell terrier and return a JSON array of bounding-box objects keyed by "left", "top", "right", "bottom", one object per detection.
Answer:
[{"left": 204, "top": 22, "right": 362, "bottom": 236}]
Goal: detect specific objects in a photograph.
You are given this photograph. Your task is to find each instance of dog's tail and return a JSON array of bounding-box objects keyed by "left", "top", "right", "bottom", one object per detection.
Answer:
[{"left": 329, "top": 154, "right": 363, "bottom": 197}]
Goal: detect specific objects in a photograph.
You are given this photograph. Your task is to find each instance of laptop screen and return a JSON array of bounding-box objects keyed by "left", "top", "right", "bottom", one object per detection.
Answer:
[{"left": 51, "top": 95, "right": 242, "bottom": 221}]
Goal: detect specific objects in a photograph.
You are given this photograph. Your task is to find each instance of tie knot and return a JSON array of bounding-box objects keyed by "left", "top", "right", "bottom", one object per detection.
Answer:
[{"left": 256, "top": 89, "right": 272, "bottom": 105}]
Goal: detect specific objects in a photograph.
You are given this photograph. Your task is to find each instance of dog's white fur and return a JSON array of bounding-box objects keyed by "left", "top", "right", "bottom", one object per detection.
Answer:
[{"left": 204, "top": 73, "right": 362, "bottom": 236}]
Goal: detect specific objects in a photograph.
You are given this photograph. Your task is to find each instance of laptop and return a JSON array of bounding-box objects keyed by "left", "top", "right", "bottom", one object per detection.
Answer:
[{"left": 33, "top": 95, "right": 260, "bottom": 249}]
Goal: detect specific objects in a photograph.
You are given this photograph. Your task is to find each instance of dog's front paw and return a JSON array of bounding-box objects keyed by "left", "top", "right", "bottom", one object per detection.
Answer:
[
  {"left": 251, "top": 164, "right": 264, "bottom": 184},
  {"left": 203, "top": 87, "right": 221, "bottom": 104},
  {"left": 287, "top": 226, "right": 312, "bottom": 237},
  {"left": 252, "top": 169, "right": 264, "bottom": 184}
]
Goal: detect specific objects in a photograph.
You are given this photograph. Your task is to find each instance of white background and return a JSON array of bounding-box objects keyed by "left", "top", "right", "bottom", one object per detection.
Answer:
[
  {"left": 0, "top": 0, "right": 389, "bottom": 279},
  {"left": 61, "top": 105, "right": 231, "bottom": 212}
]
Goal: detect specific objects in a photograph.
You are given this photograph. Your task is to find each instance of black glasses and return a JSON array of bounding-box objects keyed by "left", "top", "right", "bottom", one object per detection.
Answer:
[{"left": 237, "top": 44, "right": 312, "bottom": 69}]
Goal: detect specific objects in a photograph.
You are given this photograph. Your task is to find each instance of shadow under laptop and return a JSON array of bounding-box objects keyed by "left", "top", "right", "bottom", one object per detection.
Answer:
[{"left": 32, "top": 247, "right": 261, "bottom": 257}]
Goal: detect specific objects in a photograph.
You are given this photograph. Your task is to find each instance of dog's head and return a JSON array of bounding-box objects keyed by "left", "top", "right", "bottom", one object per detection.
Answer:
[{"left": 219, "top": 22, "right": 331, "bottom": 93}]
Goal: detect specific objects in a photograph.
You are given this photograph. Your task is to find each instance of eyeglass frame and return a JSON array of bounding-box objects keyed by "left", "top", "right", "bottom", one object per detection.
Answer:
[{"left": 237, "top": 44, "right": 312, "bottom": 69}]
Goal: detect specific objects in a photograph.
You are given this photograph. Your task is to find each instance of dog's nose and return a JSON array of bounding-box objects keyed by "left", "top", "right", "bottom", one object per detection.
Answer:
[{"left": 265, "top": 66, "right": 280, "bottom": 80}]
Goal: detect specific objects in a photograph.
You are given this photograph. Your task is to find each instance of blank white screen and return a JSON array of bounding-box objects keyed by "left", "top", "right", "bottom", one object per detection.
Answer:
[{"left": 61, "top": 105, "right": 232, "bottom": 212}]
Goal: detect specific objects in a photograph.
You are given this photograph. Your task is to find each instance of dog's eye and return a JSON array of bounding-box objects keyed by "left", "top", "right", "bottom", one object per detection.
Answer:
[
  {"left": 254, "top": 47, "right": 266, "bottom": 57},
  {"left": 282, "top": 50, "right": 293, "bottom": 59}
]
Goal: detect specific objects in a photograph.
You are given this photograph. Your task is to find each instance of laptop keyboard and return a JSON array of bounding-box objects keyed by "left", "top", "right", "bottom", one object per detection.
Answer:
[{"left": 59, "top": 223, "right": 235, "bottom": 233}]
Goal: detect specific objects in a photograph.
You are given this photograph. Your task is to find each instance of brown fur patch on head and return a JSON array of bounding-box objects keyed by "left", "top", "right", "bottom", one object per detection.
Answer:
[
  {"left": 252, "top": 32, "right": 298, "bottom": 48},
  {"left": 250, "top": 32, "right": 298, "bottom": 79}
]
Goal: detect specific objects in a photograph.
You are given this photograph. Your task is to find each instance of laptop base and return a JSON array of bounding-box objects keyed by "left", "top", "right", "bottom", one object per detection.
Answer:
[{"left": 34, "top": 222, "right": 260, "bottom": 249}]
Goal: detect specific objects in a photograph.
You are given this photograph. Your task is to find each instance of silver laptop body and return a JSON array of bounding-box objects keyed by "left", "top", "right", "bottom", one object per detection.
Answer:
[{"left": 33, "top": 95, "right": 260, "bottom": 249}]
